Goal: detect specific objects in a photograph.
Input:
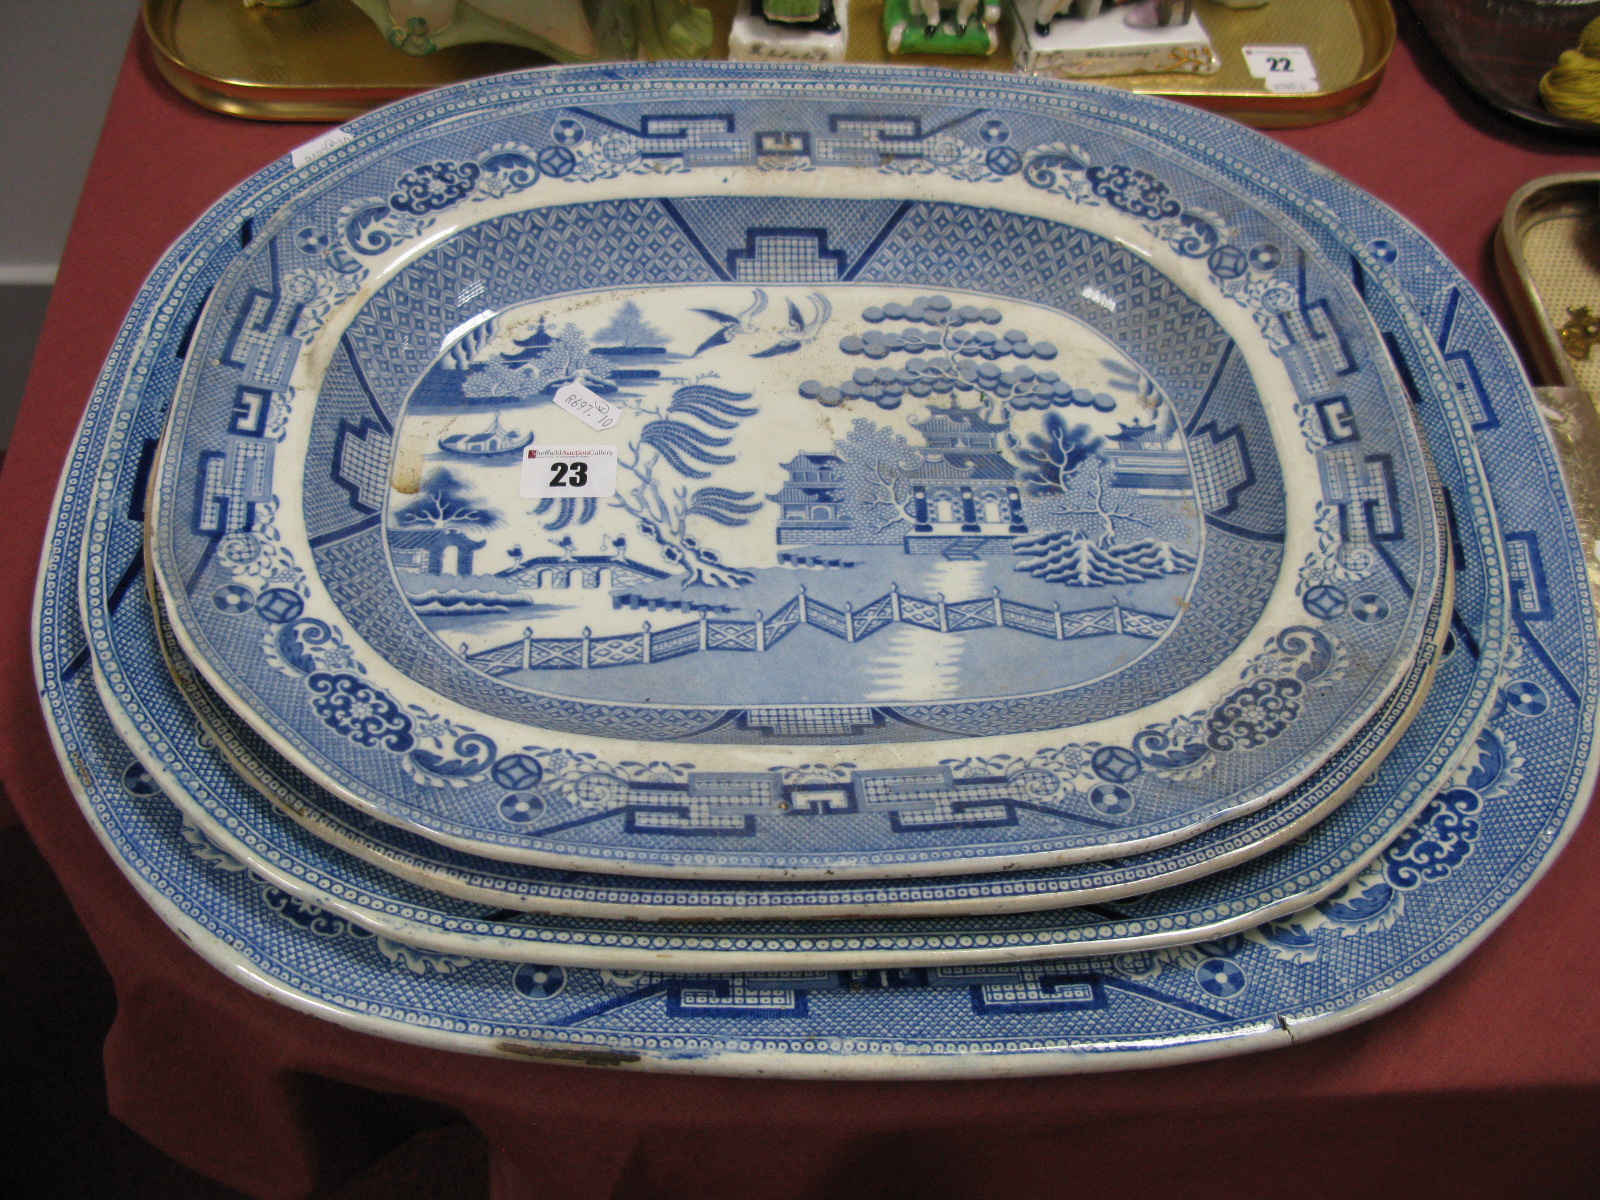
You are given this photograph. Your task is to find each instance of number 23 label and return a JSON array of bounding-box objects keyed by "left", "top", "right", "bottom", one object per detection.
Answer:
[{"left": 520, "top": 445, "right": 618, "bottom": 498}]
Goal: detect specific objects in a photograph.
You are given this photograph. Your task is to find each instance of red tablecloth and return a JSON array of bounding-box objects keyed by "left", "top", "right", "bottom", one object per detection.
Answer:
[{"left": 5, "top": 15, "right": 1600, "bottom": 1200}]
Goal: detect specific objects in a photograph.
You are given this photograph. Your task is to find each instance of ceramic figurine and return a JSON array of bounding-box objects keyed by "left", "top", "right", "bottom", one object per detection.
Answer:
[
  {"left": 1559, "top": 305, "right": 1600, "bottom": 359},
  {"left": 730, "top": 0, "right": 848, "bottom": 61},
  {"left": 342, "top": 0, "right": 711, "bottom": 61},
  {"left": 754, "top": 0, "right": 839, "bottom": 31},
  {"left": 1012, "top": 0, "right": 1217, "bottom": 79},
  {"left": 884, "top": 0, "right": 1002, "bottom": 55},
  {"left": 1032, "top": 0, "right": 1193, "bottom": 34}
]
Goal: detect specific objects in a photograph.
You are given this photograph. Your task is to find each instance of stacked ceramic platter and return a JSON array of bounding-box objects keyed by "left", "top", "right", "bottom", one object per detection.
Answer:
[{"left": 39, "top": 63, "right": 1599, "bottom": 1078}]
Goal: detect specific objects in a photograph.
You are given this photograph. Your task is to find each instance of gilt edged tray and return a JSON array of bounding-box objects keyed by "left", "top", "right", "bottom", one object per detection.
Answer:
[
  {"left": 146, "top": 64, "right": 1445, "bottom": 880},
  {"left": 44, "top": 66, "right": 1594, "bottom": 1075}
]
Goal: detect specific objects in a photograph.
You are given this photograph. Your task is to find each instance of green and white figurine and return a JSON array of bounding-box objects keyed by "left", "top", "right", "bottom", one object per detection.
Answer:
[
  {"left": 884, "top": 0, "right": 1002, "bottom": 56},
  {"left": 729, "top": 0, "right": 848, "bottom": 62}
]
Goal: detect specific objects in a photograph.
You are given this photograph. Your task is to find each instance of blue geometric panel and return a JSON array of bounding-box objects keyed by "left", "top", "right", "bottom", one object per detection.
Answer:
[
  {"left": 330, "top": 418, "right": 391, "bottom": 516},
  {"left": 666, "top": 975, "right": 820, "bottom": 1018},
  {"left": 1278, "top": 296, "right": 1354, "bottom": 397},
  {"left": 815, "top": 112, "right": 979, "bottom": 166},
  {"left": 753, "top": 130, "right": 811, "bottom": 161},
  {"left": 1185, "top": 342, "right": 1284, "bottom": 541},
  {"left": 728, "top": 228, "right": 845, "bottom": 281},
  {"left": 229, "top": 386, "right": 273, "bottom": 438},
  {"left": 1444, "top": 350, "right": 1498, "bottom": 431},
  {"left": 742, "top": 706, "right": 878, "bottom": 736},
  {"left": 1320, "top": 448, "right": 1400, "bottom": 541},
  {"left": 1313, "top": 396, "right": 1359, "bottom": 444},
  {"left": 961, "top": 966, "right": 1107, "bottom": 1014},
  {"left": 221, "top": 247, "right": 304, "bottom": 392},
  {"left": 562, "top": 108, "right": 747, "bottom": 166},
  {"left": 666, "top": 197, "right": 911, "bottom": 280},
  {"left": 193, "top": 441, "right": 273, "bottom": 536},
  {"left": 624, "top": 772, "right": 785, "bottom": 836},
  {"left": 1504, "top": 531, "right": 1550, "bottom": 620},
  {"left": 300, "top": 337, "right": 394, "bottom": 543},
  {"left": 1187, "top": 423, "right": 1252, "bottom": 516},
  {"left": 1429, "top": 286, "right": 1500, "bottom": 430}
]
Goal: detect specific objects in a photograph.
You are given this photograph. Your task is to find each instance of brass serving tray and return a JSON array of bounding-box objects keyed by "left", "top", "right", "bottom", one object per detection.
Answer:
[
  {"left": 144, "top": 0, "right": 554, "bottom": 120},
  {"left": 1495, "top": 172, "right": 1600, "bottom": 609},
  {"left": 1021, "top": 0, "right": 1395, "bottom": 127},
  {"left": 1497, "top": 174, "right": 1600, "bottom": 394},
  {"left": 147, "top": 0, "right": 1393, "bottom": 126}
]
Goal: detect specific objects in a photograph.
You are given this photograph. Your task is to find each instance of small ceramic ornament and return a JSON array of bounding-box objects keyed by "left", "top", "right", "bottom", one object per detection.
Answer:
[
  {"left": 1031, "top": 0, "right": 1193, "bottom": 34},
  {"left": 1011, "top": 0, "right": 1217, "bottom": 79},
  {"left": 884, "top": 0, "right": 1003, "bottom": 55},
  {"left": 342, "top": 0, "right": 712, "bottom": 61},
  {"left": 729, "top": 0, "right": 849, "bottom": 62}
]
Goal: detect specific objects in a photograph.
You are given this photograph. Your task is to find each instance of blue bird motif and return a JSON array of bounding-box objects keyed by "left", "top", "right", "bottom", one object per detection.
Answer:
[{"left": 690, "top": 289, "right": 832, "bottom": 357}]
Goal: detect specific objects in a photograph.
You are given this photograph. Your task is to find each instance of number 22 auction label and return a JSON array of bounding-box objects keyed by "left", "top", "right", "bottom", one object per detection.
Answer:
[
  {"left": 520, "top": 445, "right": 618, "bottom": 498},
  {"left": 1241, "top": 45, "right": 1319, "bottom": 94}
]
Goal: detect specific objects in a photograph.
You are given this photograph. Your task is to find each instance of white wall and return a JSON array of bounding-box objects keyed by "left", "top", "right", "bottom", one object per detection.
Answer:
[{"left": 1, "top": 0, "right": 141, "bottom": 446}]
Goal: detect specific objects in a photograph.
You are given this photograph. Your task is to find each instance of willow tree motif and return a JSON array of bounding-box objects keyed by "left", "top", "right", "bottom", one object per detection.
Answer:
[
  {"left": 528, "top": 495, "right": 597, "bottom": 532},
  {"left": 394, "top": 469, "right": 501, "bottom": 532},
  {"left": 832, "top": 419, "right": 928, "bottom": 541},
  {"left": 1007, "top": 410, "right": 1196, "bottom": 586},
  {"left": 613, "top": 384, "right": 764, "bottom": 587},
  {"left": 798, "top": 294, "right": 1115, "bottom": 415}
]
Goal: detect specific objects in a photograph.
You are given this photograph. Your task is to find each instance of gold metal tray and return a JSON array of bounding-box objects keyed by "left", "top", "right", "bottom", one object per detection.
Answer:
[
  {"left": 145, "top": 0, "right": 553, "bottom": 120},
  {"left": 1496, "top": 174, "right": 1600, "bottom": 395},
  {"left": 1021, "top": 0, "right": 1394, "bottom": 128},
  {"left": 1496, "top": 173, "right": 1600, "bottom": 609},
  {"left": 147, "top": 0, "right": 1393, "bottom": 126}
]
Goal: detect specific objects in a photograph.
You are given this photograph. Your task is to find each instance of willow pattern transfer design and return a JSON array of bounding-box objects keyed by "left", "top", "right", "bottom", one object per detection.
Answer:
[
  {"left": 80, "top": 74, "right": 1470, "bottom": 956},
  {"left": 127, "top": 579, "right": 1442, "bottom": 933},
  {"left": 147, "top": 67, "right": 1445, "bottom": 878},
  {"left": 44, "top": 64, "right": 1595, "bottom": 1074}
]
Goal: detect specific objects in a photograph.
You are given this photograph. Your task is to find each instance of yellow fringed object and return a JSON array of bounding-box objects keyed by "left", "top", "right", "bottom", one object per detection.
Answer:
[{"left": 1540, "top": 17, "right": 1600, "bottom": 122}]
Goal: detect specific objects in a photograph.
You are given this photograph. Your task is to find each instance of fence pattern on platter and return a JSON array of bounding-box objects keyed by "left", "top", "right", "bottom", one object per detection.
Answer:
[{"left": 460, "top": 586, "right": 1175, "bottom": 675}]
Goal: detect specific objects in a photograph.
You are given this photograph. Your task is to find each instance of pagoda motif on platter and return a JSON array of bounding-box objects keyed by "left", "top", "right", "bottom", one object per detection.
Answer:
[
  {"left": 768, "top": 453, "right": 850, "bottom": 544},
  {"left": 902, "top": 401, "right": 1027, "bottom": 555},
  {"left": 1103, "top": 416, "right": 1190, "bottom": 495}
]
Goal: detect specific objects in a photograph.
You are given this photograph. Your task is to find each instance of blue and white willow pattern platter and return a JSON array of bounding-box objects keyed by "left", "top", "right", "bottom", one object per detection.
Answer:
[
  {"left": 80, "top": 72, "right": 1475, "bottom": 963},
  {"left": 145, "top": 66, "right": 1447, "bottom": 879},
  {"left": 45, "top": 65, "right": 1595, "bottom": 1076},
  {"left": 127, "top": 577, "right": 1443, "bottom": 931}
]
